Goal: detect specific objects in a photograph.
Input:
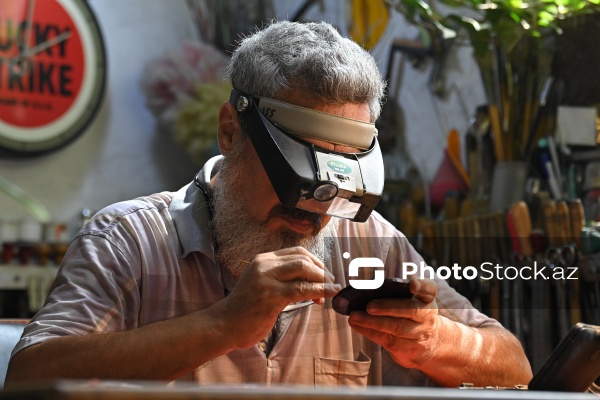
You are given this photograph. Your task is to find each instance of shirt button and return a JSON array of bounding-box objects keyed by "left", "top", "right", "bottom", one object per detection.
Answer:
[{"left": 258, "top": 341, "right": 268, "bottom": 353}]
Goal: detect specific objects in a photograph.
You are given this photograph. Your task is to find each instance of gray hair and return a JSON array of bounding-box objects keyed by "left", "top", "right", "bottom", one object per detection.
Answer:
[{"left": 225, "top": 20, "right": 386, "bottom": 122}]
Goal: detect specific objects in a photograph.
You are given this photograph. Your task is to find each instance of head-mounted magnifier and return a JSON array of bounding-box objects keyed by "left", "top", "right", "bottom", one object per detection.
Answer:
[{"left": 229, "top": 88, "right": 384, "bottom": 223}]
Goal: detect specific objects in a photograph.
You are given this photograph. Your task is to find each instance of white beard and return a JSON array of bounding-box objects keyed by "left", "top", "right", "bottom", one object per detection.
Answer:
[{"left": 211, "top": 155, "right": 336, "bottom": 279}]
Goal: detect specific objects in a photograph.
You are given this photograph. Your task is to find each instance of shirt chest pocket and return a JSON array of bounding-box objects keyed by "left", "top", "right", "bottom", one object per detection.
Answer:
[{"left": 314, "top": 351, "right": 371, "bottom": 387}]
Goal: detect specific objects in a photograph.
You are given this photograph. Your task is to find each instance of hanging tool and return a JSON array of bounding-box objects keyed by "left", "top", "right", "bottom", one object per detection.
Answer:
[
  {"left": 507, "top": 201, "right": 533, "bottom": 343},
  {"left": 470, "top": 216, "right": 489, "bottom": 311},
  {"left": 418, "top": 217, "right": 438, "bottom": 266},
  {"left": 509, "top": 201, "right": 536, "bottom": 362},
  {"left": 482, "top": 213, "right": 501, "bottom": 321},
  {"left": 525, "top": 77, "right": 563, "bottom": 159},
  {"left": 530, "top": 227, "right": 551, "bottom": 373},
  {"left": 492, "top": 212, "right": 512, "bottom": 330},
  {"left": 487, "top": 38, "right": 507, "bottom": 162},
  {"left": 547, "top": 135, "right": 564, "bottom": 197},
  {"left": 543, "top": 201, "right": 570, "bottom": 344},
  {"left": 488, "top": 104, "right": 505, "bottom": 162},
  {"left": 465, "top": 106, "right": 490, "bottom": 201},
  {"left": 567, "top": 199, "right": 585, "bottom": 326},
  {"left": 446, "top": 129, "right": 471, "bottom": 189},
  {"left": 428, "top": 36, "right": 455, "bottom": 97}
]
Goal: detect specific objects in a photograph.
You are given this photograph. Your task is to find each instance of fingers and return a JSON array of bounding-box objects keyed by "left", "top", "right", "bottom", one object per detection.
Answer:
[
  {"left": 409, "top": 278, "right": 437, "bottom": 304},
  {"left": 273, "top": 246, "right": 325, "bottom": 270},
  {"left": 346, "top": 321, "right": 431, "bottom": 367},
  {"left": 268, "top": 247, "right": 340, "bottom": 304},
  {"left": 253, "top": 246, "right": 334, "bottom": 284},
  {"left": 360, "top": 279, "right": 437, "bottom": 318},
  {"left": 220, "top": 246, "right": 338, "bottom": 350},
  {"left": 273, "top": 255, "right": 335, "bottom": 283},
  {"left": 241, "top": 246, "right": 339, "bottom": 306},
  {"left": 281, "top": 281, "right": 341, "bottom": 304},
  {"left": 363, "top": 298, "right": 432, "bottom": 320},
  {"left": 349, "top": 311, "right": 427, "bottom": 337},
  {"left": 348, "top": 304, "right": 439, "bottom": 369},
  {"left": 349, "top": 317, "right": 414, "bottom": 348}
]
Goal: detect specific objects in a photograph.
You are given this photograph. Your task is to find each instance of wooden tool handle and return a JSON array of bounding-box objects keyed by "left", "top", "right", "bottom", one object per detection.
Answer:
[
  {"left": 488, "top": 104, "right": 505, "bottom": 162},
  {"left": 457, "top": 217, "right": 468, "bottom": 266},
  {"left": 543, "top": 201, "right": 558, "bottom": 246},
  {"left": 398, "top": 201, "right": 417, "bottom": 238},
  {"left": 419, "top": 217, "right": 436, "bottom": 261},
  {"left": 510, "top": 201, "right": 533, "bottom": 257},
  {"left": 556, "top": 201, "right": 572, "bottom": 242},
  {"left": 568, "top": 199, "right": 585, "bottom": 249}
]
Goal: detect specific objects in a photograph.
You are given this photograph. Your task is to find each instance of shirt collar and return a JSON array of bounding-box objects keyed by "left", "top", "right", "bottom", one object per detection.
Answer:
[{"left": 169, "top": 156, "right": 224, "bottom": 262}]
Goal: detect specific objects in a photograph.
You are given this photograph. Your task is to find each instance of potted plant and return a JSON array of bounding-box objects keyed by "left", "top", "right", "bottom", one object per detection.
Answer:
[{"left": 387, "top": 0, "right": 599, "bottom": 162}]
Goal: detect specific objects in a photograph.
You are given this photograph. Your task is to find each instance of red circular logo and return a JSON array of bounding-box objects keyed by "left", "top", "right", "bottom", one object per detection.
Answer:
[{"left": 0, "top": 0, "right": 85, "bottom": 128}]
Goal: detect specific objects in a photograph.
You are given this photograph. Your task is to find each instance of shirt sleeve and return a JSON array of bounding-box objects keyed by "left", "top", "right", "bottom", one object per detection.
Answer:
[{"left": 11, "top": 222, "right": 142, "bottom": 358}]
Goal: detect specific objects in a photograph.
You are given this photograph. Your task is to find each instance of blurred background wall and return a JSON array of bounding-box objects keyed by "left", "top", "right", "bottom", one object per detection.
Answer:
[{"left": 0, "top": 0, "right": 484, "bottom": 237}]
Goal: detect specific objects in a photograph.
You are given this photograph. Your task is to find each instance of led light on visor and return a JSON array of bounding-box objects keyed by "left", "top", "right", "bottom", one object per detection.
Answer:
[{"left": 313, "top": 182, "right": 338, "bottom": 201}]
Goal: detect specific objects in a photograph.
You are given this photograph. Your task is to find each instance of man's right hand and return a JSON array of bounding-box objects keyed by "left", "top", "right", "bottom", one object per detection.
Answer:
[
  {"left": 208, "top": 246, "right": 341, "bottom": 351},
  {"left": 6, "top": 247, "right": 340, "bottom": 384}
]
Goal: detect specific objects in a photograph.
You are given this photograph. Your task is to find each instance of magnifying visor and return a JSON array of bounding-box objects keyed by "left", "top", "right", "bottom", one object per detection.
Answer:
[{"left": 229, "top": 88, "right": 384, "bottom": 223}]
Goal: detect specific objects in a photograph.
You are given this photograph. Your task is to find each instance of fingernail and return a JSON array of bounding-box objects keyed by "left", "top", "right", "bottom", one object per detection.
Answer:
[
  {"left": 413, "top": 280, "right": 422, "bottom": 292},
  {"left": 349, "top": 312, "right": 362, "bottom": 322},
  {"left": 326, "top": 270, "right": 335, "bottom": 281}
]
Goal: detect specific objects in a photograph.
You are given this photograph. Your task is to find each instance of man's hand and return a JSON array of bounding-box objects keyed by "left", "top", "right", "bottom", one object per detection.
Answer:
[
  {"left": 347, "top": 278, "right": 440, "bottom": 369},
  {"left": 347, "top": 278, "right": 533, "bottom": 387},
  {"left": 209, "top": 246, "right": 341, "bottom": 351}
]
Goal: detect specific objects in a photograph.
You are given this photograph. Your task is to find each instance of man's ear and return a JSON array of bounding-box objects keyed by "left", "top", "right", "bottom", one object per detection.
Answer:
[{"left": 217, "top": 102, "right": 243, "bottom": 156}]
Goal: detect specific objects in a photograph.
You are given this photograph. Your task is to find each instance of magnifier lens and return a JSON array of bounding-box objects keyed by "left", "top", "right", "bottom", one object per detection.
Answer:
[
  {"left": 296, "top": 196, "right": 361, "bottom": 220},
  {"left": 313, "top": 182, "right": 338, "bottom": 202}
]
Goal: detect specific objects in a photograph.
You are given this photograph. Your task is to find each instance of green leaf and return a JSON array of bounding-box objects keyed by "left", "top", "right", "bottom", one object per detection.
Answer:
[
  {"left": 389, "top": 0, "right": 600, "bottom": 52},
  {"left": 509, "top": 0, "right": 526, "bottom": 8},
  {"left": 538, "top": 9, "right": 556, "bottom": 22}
]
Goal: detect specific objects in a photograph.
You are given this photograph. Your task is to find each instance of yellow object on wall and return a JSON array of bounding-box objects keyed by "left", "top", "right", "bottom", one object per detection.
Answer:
[{"left": 347, "top": 0, "right": 389, "bottom": 50}]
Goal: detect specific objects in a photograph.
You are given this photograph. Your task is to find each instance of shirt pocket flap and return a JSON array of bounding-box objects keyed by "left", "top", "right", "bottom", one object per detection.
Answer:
[{"left": 314, "top": 351, "right": 371, "bottom": 386}]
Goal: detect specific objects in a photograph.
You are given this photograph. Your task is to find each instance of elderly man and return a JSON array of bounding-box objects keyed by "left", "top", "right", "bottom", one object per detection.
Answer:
[{"left": 6, "top": 20, "right": 531, "bottom": 387}]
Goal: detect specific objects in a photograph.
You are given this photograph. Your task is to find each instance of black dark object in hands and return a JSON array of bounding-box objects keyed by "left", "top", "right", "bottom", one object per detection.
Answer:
[{"left": 332, "top": 278, "right": 412, "bottom": 316}]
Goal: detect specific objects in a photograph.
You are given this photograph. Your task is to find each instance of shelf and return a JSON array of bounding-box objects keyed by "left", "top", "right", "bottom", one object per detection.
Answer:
[{"left": 0, "top": 265, "right": 59, "bottom": 290}]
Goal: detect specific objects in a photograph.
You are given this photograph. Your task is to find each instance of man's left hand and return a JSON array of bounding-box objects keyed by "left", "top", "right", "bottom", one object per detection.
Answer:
[{"left": 347, "top": 278, "right": 442, "bottom": 369}]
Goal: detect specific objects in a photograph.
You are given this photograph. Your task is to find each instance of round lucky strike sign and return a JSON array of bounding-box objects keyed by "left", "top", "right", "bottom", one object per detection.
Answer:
[{"left": 0, "top": 0, "right": 106, "bottom": 157}]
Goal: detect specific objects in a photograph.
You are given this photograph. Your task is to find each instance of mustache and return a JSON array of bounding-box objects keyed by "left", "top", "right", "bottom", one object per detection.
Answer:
[{"left": 269, "top": 204, "right": 322, "bottom": 230}]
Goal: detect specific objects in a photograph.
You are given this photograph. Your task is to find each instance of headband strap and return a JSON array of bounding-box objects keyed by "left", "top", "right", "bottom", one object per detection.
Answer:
[{"left": 257, "top": 97, "right": 376, "bottom": 150}]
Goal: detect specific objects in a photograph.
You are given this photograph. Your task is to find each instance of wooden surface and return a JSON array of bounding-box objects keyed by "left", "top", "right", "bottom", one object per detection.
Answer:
[{"left": 0, "top": 380, "right": 597, "bottom": 400}]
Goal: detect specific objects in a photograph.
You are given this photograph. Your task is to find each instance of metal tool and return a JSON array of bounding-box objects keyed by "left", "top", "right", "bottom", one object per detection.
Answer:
[
  {"left": 543, "top": 201, "right": 571, "bottom": 342},
  {"left": 508, "top": 201, "right": 534, "bottom": 344},
  {"left": 567, "top": 199, "right": 585, "bottom": 326}
]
